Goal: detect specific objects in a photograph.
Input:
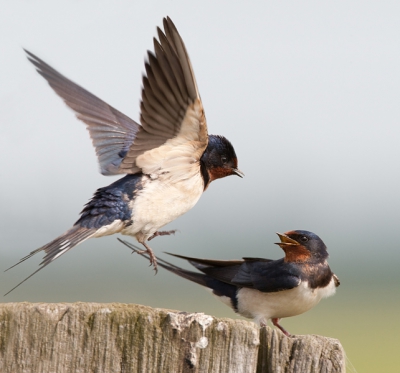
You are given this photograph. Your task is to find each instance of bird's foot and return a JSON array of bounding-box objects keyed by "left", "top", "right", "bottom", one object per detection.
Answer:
[
  {"left": 136, "top": 243, "right": 158, "bottom": 273},
  {"left": 271, "top": 318, "right": 292, "bottom": 337},
  {"left": 148, "top": 229, "right": 177, "bottom": 241}
]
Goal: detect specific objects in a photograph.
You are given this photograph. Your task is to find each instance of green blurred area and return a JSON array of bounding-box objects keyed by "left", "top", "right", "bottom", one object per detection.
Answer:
[{"left": 282, "top": 293, "right": 400, "bottom": 373}]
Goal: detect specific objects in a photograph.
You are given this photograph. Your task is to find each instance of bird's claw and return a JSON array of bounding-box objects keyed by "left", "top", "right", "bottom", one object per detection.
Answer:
[
  {"left": 134, "top": 246, "right": 158, "bottom": 273},
  {"left": 148, "top": 253, "right": 158, "bottom": 274}
]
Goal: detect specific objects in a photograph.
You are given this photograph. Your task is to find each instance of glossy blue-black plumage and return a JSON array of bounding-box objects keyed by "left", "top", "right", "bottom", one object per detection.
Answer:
[
  {"left": 200, "top": 135, "right": 237, "bottom": 169},
  {"left": 186, "top": 257, "right": 301, "bottom": 293},
  {"left": 76, "top": 174, "right": 143, "bottom": 229},
  {"left": 282, "top": 230, "right": 329, "bottom": 260},
  {"left": 230, "top": 259, "right": 301, "bottom": 292},
  {"left": 203, "top": 277, "right": 239, "bottom": 311}
]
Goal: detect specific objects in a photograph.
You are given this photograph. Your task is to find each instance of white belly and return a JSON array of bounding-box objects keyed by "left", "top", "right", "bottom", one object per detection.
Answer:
[
  {"left": 236, "top": 278, "right": 337, "bottom": 324},
  {"left": 122, "top": 172, "right": 204, "bottom": 241}
]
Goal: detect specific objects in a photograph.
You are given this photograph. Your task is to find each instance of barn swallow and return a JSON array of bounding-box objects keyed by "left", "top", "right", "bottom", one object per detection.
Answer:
[
  {"left": 119, "top": 230, "right": 340, "bottom": 337},
  {"left": 5, "top": 17, "right": 243, "bottom": 296}
]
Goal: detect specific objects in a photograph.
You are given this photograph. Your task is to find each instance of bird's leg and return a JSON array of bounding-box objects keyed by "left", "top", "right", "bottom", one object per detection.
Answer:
[
  {"left": 134, "top": 241, "right": 158, "bottom": 273},
  {"left": 271, "top": 318, "right": 291, "bottom": 337},
  {"left": 148, "top": 230, "right": 177, "bottom": 241}
]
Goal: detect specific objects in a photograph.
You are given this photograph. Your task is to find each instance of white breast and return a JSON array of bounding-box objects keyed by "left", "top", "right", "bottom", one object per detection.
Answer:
[
  {"left": 236, "top": 278, "right": 337, "bottom": 324},
  {"left": 122, "top": 169, "right": 204, "bottom": 241}
]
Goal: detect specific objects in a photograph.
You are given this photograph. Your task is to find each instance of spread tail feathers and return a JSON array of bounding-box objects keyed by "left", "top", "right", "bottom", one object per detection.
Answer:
[{"left": 4, "top": 226, "right": 95, "bottom": 296}]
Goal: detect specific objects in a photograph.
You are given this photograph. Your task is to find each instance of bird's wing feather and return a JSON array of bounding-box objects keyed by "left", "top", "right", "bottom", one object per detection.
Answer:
[
  {"left": 122, "top": 242, "right": 299, "bottom": 302},
  {"left": 120, "top": 17, "right": 208, "bottom": 177},
  {"left": 26, "top": 17, "right": 207, "bottom": 177},
  {"left": 165, "top": 253, "right": 300, "bottom": 292},
  {"left": 165, "top": 252, "right": 245, "bottom": 267},
  {"left": 24, "top": 50, "right": 139, "bottom": 176},
  {"left": 241, "top": 257, "right": 274, "bottom": 263},
  {"left": 231, "top": 260, "right": 301, "bottom": 292}
]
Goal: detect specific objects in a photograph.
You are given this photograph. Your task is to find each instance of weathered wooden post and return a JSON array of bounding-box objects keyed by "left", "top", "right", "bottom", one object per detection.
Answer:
[
  {"left": 257, "top": 327, "right": 345, "bottom": 373},
  {"left": 0, "top": 303, "right": 345, "bottom": 373}
]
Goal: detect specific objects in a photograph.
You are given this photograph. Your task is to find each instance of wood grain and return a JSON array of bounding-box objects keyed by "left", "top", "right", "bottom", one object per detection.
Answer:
[{"left": 0, "top": 303, "right": 344, "bottom": 373}]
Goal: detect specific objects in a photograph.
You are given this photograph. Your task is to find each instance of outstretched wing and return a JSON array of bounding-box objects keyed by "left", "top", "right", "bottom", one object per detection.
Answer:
[
  {"left": 25, "top": 50, "right": 140, "bottom": 176},
  {"left": 120, "top": 17, "right": 208, "bottom": 176},
  {"left": 26, "top": 17, "right": 208, "bottom": 176}
]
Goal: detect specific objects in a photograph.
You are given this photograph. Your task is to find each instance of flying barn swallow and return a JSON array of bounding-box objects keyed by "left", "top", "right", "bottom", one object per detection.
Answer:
[
  {"left": 120, "top": 230, "right": 340, "bottom": 336},
  {"left": 5, "top": 17, "right": 243, "bottom": 295}
]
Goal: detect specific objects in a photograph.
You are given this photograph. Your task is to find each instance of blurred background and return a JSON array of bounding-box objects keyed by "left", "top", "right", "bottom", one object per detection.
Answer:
[{"left": 1, "top": 1, "right": 399, "bottom": 371}]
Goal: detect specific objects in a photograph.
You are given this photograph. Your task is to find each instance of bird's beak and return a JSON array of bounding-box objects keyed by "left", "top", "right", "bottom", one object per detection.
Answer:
[
  {"left": 275, "top": 232, "right": 299, "bottom": 246},
  {"left": 232, "top": 168, "right": 244, "bottom": 178}
]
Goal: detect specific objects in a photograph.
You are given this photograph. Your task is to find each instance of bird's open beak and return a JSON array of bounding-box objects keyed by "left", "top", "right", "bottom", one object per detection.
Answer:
[
  {"left": 232, "top": 168, "right": 244, "bottom": 178},
  {"left": 275, "top": 232, "right": 299, "bottom": 246}
]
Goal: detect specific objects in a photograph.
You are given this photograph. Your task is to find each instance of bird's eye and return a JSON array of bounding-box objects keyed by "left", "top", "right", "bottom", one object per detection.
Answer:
[
  {"left": 221, "top": 156, "right": 227, "bottom": 164},
  {"left": 300, "top": 236, "right": 309, "bottom": 243}
]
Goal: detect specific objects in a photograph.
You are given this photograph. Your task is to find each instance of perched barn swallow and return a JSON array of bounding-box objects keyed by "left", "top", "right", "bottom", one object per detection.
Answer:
[
  {"left": 5, "top": 17, "right": 243, "bottom": 295},
  {"left": 120, "top": 230, "right": 340, "bottom": 336}
]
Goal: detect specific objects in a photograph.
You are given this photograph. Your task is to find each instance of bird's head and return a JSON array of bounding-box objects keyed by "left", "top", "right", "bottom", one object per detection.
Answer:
[
  {"left": 275, "top": 230, "right": 328, "bottom": 263},
  {"left": 200, "top": 135, "right": 244, "bottom": 187}
]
